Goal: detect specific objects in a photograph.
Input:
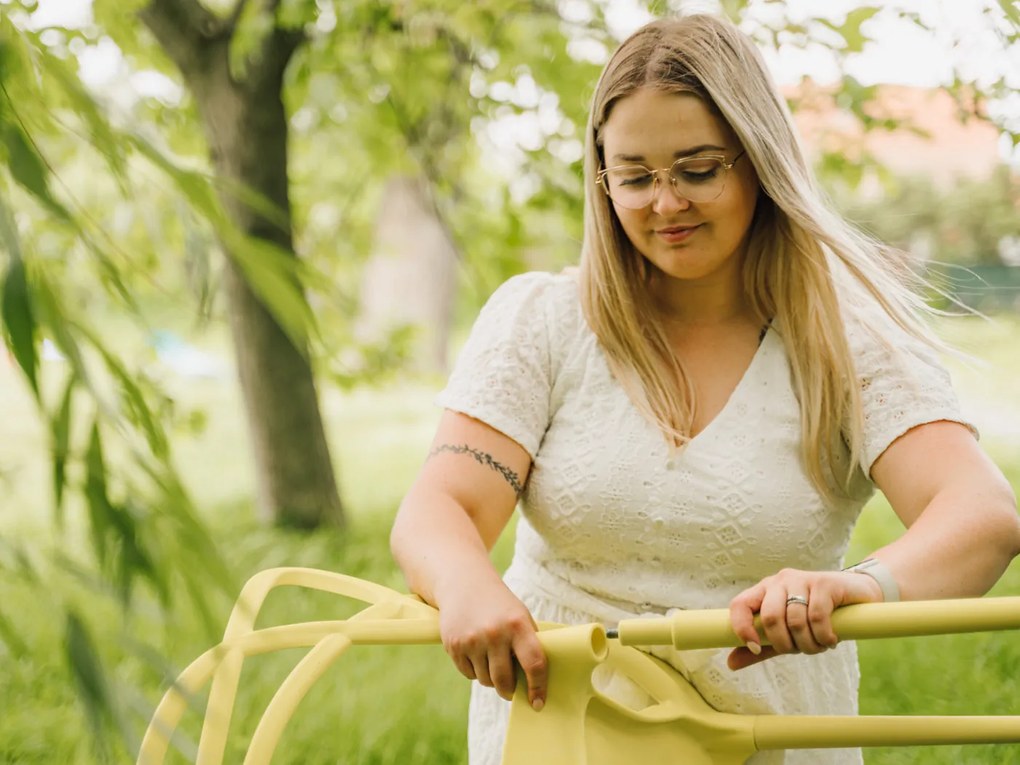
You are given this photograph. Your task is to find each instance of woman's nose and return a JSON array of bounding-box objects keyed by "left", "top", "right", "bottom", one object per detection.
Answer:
[{"left": 650, "top": 176, "right": 692, "bottom": 216}]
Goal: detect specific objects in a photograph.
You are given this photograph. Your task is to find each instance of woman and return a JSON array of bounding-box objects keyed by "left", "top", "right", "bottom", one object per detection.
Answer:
[{"left": 390, "top": 13, "right": 1020, "bottom": 765}]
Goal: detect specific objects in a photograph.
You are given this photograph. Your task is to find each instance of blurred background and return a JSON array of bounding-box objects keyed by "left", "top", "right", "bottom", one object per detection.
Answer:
[{"left": 0, "top": 0, "right": 1018, "bottom": 762}]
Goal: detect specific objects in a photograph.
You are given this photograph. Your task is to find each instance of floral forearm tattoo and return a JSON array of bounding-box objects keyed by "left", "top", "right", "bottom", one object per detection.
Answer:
[{"left": 428, "top": 443, "right": 524, "bottom": 496}]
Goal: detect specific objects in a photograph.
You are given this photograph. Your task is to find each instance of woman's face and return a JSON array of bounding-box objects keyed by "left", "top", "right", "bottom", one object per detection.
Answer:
[{"left": 600, "top": 88, "right": 760, "bottom": 287}]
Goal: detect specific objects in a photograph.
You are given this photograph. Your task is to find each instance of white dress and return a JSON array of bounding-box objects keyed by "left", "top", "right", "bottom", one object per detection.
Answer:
[{"left": 435, "top": 271, "right": 970, "bottom": 765}]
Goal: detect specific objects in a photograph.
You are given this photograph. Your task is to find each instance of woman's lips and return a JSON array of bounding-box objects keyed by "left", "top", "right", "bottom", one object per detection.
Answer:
[{"left": 655, "top": 224, "right": 701, "bottom": 243}]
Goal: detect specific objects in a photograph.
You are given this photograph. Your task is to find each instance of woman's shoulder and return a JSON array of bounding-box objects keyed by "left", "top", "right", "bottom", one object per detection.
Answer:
[
  {"left": 493, "top": 269, "right": 580, "bottom": 302},
  {"left": 486, "top": 269, "right": 584, "bottom": 328},
  {"left": 838, "top": 290, "right": 939, "bottom": 362}
]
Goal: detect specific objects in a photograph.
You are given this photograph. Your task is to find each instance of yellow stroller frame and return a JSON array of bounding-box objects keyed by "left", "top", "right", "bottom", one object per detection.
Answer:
[{"left": 138, "top": 567, "right": 1020, "bottom": 764}]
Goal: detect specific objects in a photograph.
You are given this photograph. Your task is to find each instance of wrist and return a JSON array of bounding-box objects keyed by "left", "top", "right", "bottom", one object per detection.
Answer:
[
  {"left": 433, "top": 564, "right": 504, "bottom": 608},
  {"left": 842, "top": 557, "right": 900, "bottom": 602}
]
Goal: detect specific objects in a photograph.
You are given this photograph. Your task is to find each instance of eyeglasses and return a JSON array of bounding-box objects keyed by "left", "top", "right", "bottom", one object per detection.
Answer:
[{"left": 596, "top": 151, "right": 745, "bottom": 209}]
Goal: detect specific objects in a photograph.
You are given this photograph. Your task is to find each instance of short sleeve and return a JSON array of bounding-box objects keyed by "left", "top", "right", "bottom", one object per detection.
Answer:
[
  {"left": 437, "top": 272, "right": 569, "bottom": 458},
  {"left": 847, "top": 305, "right": 976, "bottom": 475}
]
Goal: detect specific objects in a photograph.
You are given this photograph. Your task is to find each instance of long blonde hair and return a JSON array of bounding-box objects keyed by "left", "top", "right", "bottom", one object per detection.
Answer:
[{"left": 580, "top": 14, "right": 933, "bottom": 497}]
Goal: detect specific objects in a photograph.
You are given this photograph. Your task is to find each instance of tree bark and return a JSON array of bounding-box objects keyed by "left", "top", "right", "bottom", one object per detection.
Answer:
[
  {"left": 141, "top": 0, "right": 344, "bottom": 528},
  {"left": 359, "top": 175, "right": 457, "bottom": 374}
]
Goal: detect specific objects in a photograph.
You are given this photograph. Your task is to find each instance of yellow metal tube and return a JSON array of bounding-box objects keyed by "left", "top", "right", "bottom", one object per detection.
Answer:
[
  {"left": 242, "top": 634, "right": 354, "bottom": 765},
  {"left": 754, "top": 714, "right": 1020, "bottom": 750},
  {"left": 617, "top": 597, "right": 1020, "bottom": 649}
]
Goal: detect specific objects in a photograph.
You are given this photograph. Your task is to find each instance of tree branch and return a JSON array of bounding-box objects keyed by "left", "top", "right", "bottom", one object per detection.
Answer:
[
  {"left": 223, "top": 0, "right": 305, "bottom": 91},
  {"left": 227, "top": 0, "right": 253, "bottom": 29},
  {"left": 139, "top": 0, "right": 227, "bottom": 73},
  {"left": 264, "top": 0, "right": 306, "bottom": 61}
]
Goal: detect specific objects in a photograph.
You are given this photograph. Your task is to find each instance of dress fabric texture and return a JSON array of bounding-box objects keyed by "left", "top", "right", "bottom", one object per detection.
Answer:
[{"left": 435, "top": 271, "right": 971, "bottom": 765}]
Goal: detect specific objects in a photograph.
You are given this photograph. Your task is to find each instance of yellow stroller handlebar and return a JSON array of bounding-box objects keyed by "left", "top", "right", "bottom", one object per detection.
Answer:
[
  {"left": 614, "top": 596, "right": 1020, "bottom": 648},
  {"left": 138, "top": 567, "right": 1020, "bottom": 765}
]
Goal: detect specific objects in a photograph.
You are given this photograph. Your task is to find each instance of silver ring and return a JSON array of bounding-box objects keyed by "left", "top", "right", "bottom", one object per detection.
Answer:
[{"left": 786, "top": 595, "right": 809, "bottom": 607}]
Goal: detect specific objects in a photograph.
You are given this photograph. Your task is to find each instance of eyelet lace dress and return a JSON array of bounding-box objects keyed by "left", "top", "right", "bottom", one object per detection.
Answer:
[{"left": 435, "top": 271, "right": 972, "bottom": 765}]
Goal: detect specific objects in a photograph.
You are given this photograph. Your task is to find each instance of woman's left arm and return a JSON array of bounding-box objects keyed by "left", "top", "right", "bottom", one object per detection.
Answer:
[
  {"left": 862, "top": 419, "right": 1020, "bottom": 599},
  {"left": 728, "top": 420, "right": 1020, "bottom": 670}
]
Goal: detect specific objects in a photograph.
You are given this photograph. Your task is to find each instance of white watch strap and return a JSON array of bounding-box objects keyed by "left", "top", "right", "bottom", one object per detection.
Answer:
[{"left": 843, "top": 558, "right": 900, "bottom": 602}]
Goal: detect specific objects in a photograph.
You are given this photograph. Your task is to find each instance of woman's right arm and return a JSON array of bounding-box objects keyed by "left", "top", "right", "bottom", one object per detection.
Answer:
[{"left": 390, "top": 409, "right": 548, "bottom": 710}]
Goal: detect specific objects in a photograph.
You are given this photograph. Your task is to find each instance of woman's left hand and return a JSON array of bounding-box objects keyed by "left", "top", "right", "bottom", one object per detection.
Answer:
[{"left": 727, "top": 568, "right": 883, "bottom": 670}]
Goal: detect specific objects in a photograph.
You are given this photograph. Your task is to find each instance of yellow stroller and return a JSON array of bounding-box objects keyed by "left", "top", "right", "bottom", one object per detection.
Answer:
[{"left": 138, "top": 567, "right": 1020, "bottom": 764}]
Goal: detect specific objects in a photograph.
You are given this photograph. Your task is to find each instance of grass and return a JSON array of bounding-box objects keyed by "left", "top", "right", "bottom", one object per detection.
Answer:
[{"left": 1, "top": 313, "right": 1019, "bottom": 763}]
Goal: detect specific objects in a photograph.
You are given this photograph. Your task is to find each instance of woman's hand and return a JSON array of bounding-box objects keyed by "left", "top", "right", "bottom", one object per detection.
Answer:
[
  {"left": 727, "top": 568, "right": 884, "bottom": 670},
  {"left": 438, "top": 579, "right": 548, "bottom": 710}
]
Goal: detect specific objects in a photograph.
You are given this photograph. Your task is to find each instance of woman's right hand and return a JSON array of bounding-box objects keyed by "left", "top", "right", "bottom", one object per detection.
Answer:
[{"left": 437, "top": 579, "right": 548, "bottom": 710}]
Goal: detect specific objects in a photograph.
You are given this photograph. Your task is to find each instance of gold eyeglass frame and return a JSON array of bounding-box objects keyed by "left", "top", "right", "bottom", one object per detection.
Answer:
[{"left": 596, "top": 151, "right": 746, "bottom": 209}]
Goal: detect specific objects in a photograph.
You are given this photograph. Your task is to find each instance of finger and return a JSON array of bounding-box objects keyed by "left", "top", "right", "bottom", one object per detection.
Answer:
[
  {"left": 512, "top": 634, "right": 548, "bottom": 711},
  {"left": 784, "top": 591, "right": 825, "bottom": 655},
  {"left": 469, "top": 651, "right": 494, "bottom": 690},
  {"left": 758, "top": 587, "right": 796, "bottom": 653},
  {"left": 806, "top": 590, "right": 839, "bottom": 649},
  {"left": 729, "top": 585, "right": 766, "bottom": 651},
  {"left": 451, "top": 653, "right": 477, "bottom": 681},
  {"left": 727, "top": 644, "right": 779, "bottom": 670},
  {"left": 487, "top": 647, "right": 518, "bottom": 701}
]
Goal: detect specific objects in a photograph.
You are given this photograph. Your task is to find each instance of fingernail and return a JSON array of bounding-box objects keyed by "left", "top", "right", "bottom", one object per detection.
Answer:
[
  {"left": 747, "top": 641, "right": 762, "bottom": 655},
  {"left": 531, "top": 697, "right": 544, "bottom": 712}
]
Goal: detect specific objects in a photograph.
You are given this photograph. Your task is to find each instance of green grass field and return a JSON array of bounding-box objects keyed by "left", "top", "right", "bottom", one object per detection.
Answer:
[{"left": 1, "top": 314, "right": 1018, "bottom": 764}]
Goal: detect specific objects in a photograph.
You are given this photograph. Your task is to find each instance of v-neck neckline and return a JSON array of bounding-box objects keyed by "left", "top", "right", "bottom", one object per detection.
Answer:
[{"left": 684, "top": 323, "right": 774, "bottom": 446}]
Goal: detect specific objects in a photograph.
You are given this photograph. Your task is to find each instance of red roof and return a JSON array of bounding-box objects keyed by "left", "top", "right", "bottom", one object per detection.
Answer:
[{"left": 785, "top": 81, "right": 1002, "bottom": 187}]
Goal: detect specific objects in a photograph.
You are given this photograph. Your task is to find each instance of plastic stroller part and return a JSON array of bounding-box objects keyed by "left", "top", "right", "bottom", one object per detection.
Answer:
[
  {"left": 615, "top": 597, "right": 1020, "bottom": 649},
  {"left": 138, "top": 568, "right": 440, "bottom": 765},
  {"left": 137, "top": 567, "right": 1020, "bottom": 765},
  {"left": 502, "top": 628, "right": 759, "bottom": 765}
]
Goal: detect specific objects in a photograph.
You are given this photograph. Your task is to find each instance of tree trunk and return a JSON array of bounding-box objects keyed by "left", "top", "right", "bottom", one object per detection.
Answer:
[
  {"left": 140, "top": 2, "right": 344, "bottom": 528},
  {"left": 358, "top": 175, "right": 457, "bottom": 374}
]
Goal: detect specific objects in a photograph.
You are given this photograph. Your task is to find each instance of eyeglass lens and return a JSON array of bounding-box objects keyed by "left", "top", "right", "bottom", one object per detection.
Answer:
[{"left": 603, "top": 157, "right": 729, "bottom": 209}]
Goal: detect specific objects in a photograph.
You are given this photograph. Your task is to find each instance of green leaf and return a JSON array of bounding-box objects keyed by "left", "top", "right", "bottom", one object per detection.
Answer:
[
  {"left": 718, "top": 0, "right": 751, "bottom": 23},
  {"left": 0, "top": 181, "right": 35, "bottom": 395},
  {"left": 35, "top": 49, "right": 129, "bottom": 185},
  {"left": 1, "top": 256, "right": 39, "bottom": 397},
  {"left": 83, "top": 420, "right": 166, "bottom": 604},
  {"left": 277, "top": 0, "right": 318, "bottom": 29},
  {"left": 84, "top": 332, "right": 170, "bottom": 460},
  {"left": 1, "top": 121, "right": 71, "bottom": 220},
  {"left": 840, "top": 6, "right": 880, "bottom": 53},
  {"left": 84, "top": 421, "right": 113, "bottom": 567},
  {"left": 997, "top": 0, "right": 1020, "bottom": 32},
  {"left": 0, "top": 177, "right": 22, "bottom": 260},
  {"left": 224, "top": 232, "right": 318, "bottom": 349},
  {"left": 65, "top": 610, "right": 114, "bottom": 757},
  {"left": 126, "top": 133, "right": 225, "bottom": 224},
  {"left": 136, "top": 455, "right": 235, "bottom": 629},
  {"left": 26, "top": 271, "right": 91, "bottom": 387},
  {"left": 52, "top": 372, "right": 75, "bottom": 523},
  {"left": 229, "top": 0, "right": 276, "bottom": 81}
]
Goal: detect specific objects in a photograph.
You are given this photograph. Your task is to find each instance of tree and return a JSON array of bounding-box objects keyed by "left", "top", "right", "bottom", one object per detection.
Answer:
[
  {"left": 831, "top": 166, "right": 1020, "bottom": 267},
  {"left": 2, "top": 0, "right": 1019, "bottom": 759},
  {"left": 85, "top": 0, "right": 609, "bottom": 527},
  {"left": 134, "top": 0, "right": 342, "bottom": 528}
]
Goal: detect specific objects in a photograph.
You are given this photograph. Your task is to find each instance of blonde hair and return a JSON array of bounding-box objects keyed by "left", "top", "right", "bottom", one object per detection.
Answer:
[{"left": 580, "top": 14, "right": 934, "bottom": 497}]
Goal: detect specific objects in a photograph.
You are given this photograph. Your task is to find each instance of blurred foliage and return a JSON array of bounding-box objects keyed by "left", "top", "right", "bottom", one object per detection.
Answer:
[
  {"left": 832, "top": 166, "right": 1020, "bottom": 266},
  {"left": 0, "top": 0, "right": 1019, "bottom": 760},
  {"left": 0, "top": 2, "right": 236, "bottom": 624}
]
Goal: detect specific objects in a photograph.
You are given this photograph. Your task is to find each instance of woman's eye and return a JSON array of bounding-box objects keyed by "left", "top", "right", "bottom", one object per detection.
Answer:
[
  {"left": 675, "top": 161, "right": 721, "bottom": 183},
  {"left": 680, "top": 169, "right": 718, "bottom": 183},
  {"left": 617, "top": 173, "right": 653, "bottom": 187}
]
